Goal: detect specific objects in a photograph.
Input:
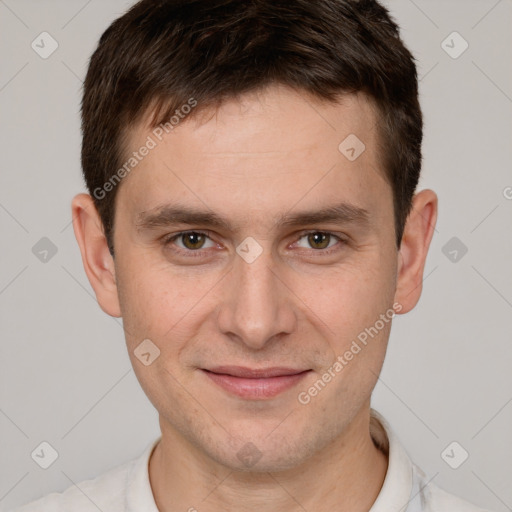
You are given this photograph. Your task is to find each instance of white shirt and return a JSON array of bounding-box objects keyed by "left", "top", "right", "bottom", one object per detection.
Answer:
[{"left": 11, "top": 411, "right": 492, "bottom": 511}]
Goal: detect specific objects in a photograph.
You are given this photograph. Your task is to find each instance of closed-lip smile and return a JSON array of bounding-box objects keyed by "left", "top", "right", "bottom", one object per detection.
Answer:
[{"left": 201, "top": 366, "right": 311, "bottom": 399}]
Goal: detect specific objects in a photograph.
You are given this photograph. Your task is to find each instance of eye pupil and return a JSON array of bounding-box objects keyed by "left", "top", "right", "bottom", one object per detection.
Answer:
[{"left": 308, "top": 232, "right": 330, "bottom": 249}]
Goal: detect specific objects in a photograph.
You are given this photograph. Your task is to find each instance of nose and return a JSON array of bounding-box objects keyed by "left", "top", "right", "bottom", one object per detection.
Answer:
[{"left": 216, "top": 246, "right": 297, "bottom": 350}]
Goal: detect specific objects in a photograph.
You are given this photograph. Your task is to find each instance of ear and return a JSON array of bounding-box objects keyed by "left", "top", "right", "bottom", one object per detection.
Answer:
[
  {"left": 394, "top": 189, "right": 438, "bottom": 314},
  {"left": 71, "top": 193, "right": 121, "bottom": 317}
]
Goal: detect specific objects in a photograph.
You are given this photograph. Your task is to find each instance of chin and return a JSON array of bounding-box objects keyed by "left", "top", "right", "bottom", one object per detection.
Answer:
[{"left": 207, "top": 424, "right": 320, "bottom": 473}]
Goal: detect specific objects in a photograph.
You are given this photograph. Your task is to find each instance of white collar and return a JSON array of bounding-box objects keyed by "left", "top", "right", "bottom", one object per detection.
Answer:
[{"left": 369, "top": 409, "right": 414, "bottom": 512}]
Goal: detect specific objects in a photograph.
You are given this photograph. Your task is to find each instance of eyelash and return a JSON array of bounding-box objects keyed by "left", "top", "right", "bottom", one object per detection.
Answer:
[{"left": 162, "top": 230, "right": 347, "bottom": 258}]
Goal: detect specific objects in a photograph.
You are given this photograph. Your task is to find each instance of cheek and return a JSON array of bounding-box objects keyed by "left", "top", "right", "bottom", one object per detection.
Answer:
[
  {"left": 115, "top": 254, "right": 219, "bottom": 350},
  {"left": 115, "top": 257, "right": 174, "bottom": 342},
  {"left": 292, "top": 256, "right": 395, "bottom": 342}
]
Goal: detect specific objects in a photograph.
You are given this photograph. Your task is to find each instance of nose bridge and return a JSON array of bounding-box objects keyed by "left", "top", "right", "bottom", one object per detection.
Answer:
[{"left": 217, "top": 244, "right": 295, "bottom": 349}]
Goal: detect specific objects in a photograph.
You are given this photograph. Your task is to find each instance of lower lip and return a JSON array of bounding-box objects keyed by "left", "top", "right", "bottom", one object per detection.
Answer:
[{"left": 202, "top": 370, "right": 311, "bottom": 399}]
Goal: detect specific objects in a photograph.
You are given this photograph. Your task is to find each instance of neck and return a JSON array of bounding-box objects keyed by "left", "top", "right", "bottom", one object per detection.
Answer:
[{"left": 149, "top": 405, "right": 388, "bottom": 512}]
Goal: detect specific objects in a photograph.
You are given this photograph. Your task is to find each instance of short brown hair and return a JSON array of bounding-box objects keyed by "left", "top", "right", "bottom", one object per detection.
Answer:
[{"left": 81, "top": 0, "right": 422, "bottom": 254}]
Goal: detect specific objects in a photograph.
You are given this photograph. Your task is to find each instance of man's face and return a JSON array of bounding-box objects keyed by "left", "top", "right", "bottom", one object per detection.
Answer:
[{"left": 112, "top": 86, "right": 399, "bottom": 470}]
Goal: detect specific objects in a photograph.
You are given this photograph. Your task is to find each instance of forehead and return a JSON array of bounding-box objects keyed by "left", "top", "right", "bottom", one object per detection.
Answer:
[
  {"left": 117, "top": 86, "right": 390, "bottom": 227},
  {"left": 139, "top": 87, "right": 380, "bottom": 159}
]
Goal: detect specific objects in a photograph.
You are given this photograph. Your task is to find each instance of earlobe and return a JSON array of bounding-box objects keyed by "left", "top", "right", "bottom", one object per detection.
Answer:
[
  {"left": 71, "top": 193, "right": 122, "bottom": 317},
  {"left": 394, "top": 189, "right": 438, "bottom": 314}
]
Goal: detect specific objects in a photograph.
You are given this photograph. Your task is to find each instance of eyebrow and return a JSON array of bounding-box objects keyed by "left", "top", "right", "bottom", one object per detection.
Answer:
[{"left": 135, "top": 201, "right": 371, "bottom": 232}]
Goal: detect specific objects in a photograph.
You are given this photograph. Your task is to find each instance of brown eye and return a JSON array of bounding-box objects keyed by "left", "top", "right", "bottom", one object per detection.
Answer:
[
  {"left": 293, "top": 231, "right": 345, "bottom": 255},
  {"left": 163, "top": 230, "right": 218, "bottom": 257},
  {"left": 181, "top": 232, "right": 207, "bottom": 250},
  {"left": 307, "top": 232, "right": 331, "bottom": 250}
]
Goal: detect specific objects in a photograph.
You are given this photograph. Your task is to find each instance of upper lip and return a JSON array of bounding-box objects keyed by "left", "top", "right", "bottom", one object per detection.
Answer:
[{"left": 204, "top": 366, "right": 310, "bottom": 378}]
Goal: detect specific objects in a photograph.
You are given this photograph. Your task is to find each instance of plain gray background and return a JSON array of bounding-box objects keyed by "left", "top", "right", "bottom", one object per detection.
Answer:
[{"left": 1, "top": 0, "right": 511, "bottom": 510}]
